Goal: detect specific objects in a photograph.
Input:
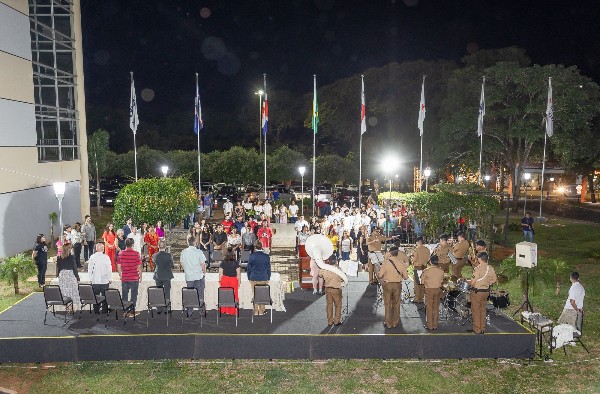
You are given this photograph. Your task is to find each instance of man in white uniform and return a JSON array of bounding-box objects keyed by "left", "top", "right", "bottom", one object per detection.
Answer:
[
  {"left": 223, "top": 199, "right": 233, "bottom": 216},
  {"left": 557, "top": 271, "right": 585, "bottom": 328}
]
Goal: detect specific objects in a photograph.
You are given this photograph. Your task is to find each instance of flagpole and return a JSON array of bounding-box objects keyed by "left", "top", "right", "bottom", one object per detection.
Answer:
[
  {"left": 196, "top": 73, "right": 201, "bottom": 195},
  {"left": 359, "top": 75, "right": 365, "bottom": 208},
  {"left": 131, "top": 72, "right": 138, "bottom": 181},
  {"left": 312, "top": 75, "right": 317, "bottom": 218},
  {"left": 263, "top": 74, "right": 267, "bottom": 200},
  {"left": 539, "top": 131, "right": 547, "bottom": 218},
  {"left": 418, "top": 75, "right": 426, "bottom": 192},
  {"left": 359, "top": 134, "right": 363, "bottom": 205},
  {"left": 478, "top": 76, "right": 485, "bottom": 185}
]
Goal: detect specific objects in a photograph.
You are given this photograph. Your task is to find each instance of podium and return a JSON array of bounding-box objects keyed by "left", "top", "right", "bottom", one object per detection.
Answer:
[{"left": 299, "top": 256, "right": 312, "bottom": 290}]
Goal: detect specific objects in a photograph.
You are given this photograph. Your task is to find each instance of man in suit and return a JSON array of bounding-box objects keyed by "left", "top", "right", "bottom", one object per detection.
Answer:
[
  {"left": 247, "top": 241, "right": 271, "bottom": 316},
  {"left": 153, "top": 239, "right": 174, "bottom": 313}
]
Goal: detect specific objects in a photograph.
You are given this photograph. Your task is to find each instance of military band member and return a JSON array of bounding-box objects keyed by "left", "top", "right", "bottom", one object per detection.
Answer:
[
  {"left": 467, "top": 240, "right": 488, "bottom": 267},
  {"left": 318, "top": 259, "right": 344, "bottom": 326},
  {"left": 451, "top": 232, "right": 469, "bottom": 279},
  {"left": 411, "top": 237, "right": 430, "bottom": 303},
  {"left": 384, "top": 245, "right": 409, "bottom": 267},
  {"left": 421, "top": 255, "right": 444, "bottom": 330},
  {"left": 377, "top": 246, "right": 409, "bottom": 329},
  {"left": 366, "top": 227, "right": 391, "bottom": 285},
  {"left": 433, "top": 234, "right": 452, "bottom": 274},
  {"left": 467, "top": 252, "right": 497, "bottom": 334}
]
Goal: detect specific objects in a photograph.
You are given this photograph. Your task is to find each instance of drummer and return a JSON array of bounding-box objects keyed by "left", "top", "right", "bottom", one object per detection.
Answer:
[
  {"left": 467, "top": 252, "right": 497, "bottom": 334},
  {"left": 433, "top": 234, "right": 452, "bottom": 274},
  {"left": 411, "top": 237, "right": 430, "bottom": 304},
  {"left": 468, "top": 240, "right": 488, "bottom": 267},
  {"left": 451, "top": 232, "right": 469, "bottom": 280}
]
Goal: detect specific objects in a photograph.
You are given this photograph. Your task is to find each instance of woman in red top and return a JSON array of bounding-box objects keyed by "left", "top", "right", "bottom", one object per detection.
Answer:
[
  {"left": 144, "top": 224, "right": 159, "bottom": 271},
  {"left": 102, "top": 223, "right": 117, "bottom": 271}
]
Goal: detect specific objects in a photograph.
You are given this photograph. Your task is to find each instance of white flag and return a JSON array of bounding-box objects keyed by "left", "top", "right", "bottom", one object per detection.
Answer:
[
  {"left": 418, "top": 77, "right": 426, "bottom": 136},
  {"left": 477, "top": 77, "right": 485, "bottom": 137},
  {"left": 360, "top": 75, "right": 366, "bottom": 134},
  {"left": 129, "top": 73, "right": 139, "bottom": 134},
  {"left": 546, "top": 77, "right": 554, "bottom": 137}
]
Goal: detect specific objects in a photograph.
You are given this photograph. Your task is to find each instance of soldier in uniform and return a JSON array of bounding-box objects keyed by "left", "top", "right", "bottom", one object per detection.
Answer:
[
  {"left": 451, "top": 232, "right": 469, "bottom": 280},
  {"left": 384, "top": 245, "right": 409, "bottom": 267},
  {"left": 411, "top": 237, "right": 430, "bottom": 303},
  {"left": 318, "top": 258, "right": 344, "bottom": 326},
  {"left": 421, "top": 255, "right": 445, "bottom": 330},
  {"left": 468, "top": 252, "right": 497, "bottom": 334},
  {"left": 467, "top": 239, "right": 488, "bottom": 268},
  {"left": 366, "top": 227, "right": 391, "bottom": 285},
  {"left": 377, "top": 246, "right": 409, "bottom": 329},
  {"left": 433, "top": 234, "right": 452, "bottom": 274}
]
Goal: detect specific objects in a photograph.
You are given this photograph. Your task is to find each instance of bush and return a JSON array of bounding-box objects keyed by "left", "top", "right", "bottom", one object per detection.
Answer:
[
  {"left": 0, "top": 253, "right": 37, "bottom": 294},
  {"left": 499, "top": 255, "right": 572, "bottom": 297}
]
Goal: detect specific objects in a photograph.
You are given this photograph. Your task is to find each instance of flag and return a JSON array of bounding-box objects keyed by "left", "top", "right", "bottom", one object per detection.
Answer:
[
  {"left": 360, "top": 75, "right": 366, "bottom": 134},
  {"left": 312, "top": 76, "right": 318, "bottom": 134},
  {"left": 546, "top": 77, "right": 554, "bottom": 137},
  {"left": 129, "top": 73, "right": 139, "bottom": 134},
  {"left": 262, "top": 77, "right": 268, "bottom": 135},
  {"left": 477, "top": 78, "right": 485, "bottom": 137},
  {"left": 418, "top": 77, "right": 426, "bottom": 136},
  {"left": 194, "top": 78, "right": 203, "bottom": 135}
]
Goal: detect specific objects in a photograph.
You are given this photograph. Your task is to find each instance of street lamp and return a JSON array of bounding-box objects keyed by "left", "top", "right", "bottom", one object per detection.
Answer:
[
  {"left": 161, "top": 165, "right": 169, "bottom": 178},
  {"left": 523, "top": 172, "right": 531, "bottom": 215},
  {"left": 423, "top": 167, "right": 432, "bottom": 192},
  {"left": 255, "top": 89, "right": 264, "bottom": 153},
  {"left": 298, "top": 166, "right": 306, "bottom": 215},
  {"left": 381, "top": 157, "right": 398, "bottom": 237},
  {"left": 484, "top": 174, "right": 491, "bottom": 189},
  {"left": 53, "top": 182, "right": 66, "bottom": 243}
]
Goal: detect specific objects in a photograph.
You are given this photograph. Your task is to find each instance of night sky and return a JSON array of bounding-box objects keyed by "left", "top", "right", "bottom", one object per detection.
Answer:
[{"left": 81, "top": 0, "right": 599, "bottom": 134}]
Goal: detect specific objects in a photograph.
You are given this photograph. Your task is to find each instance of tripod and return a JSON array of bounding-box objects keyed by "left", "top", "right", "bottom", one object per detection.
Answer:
[{"left": 512, "top": 268, "right": 534, "bottom": 317}]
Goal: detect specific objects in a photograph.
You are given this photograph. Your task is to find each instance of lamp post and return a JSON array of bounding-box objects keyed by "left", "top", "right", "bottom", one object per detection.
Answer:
[
  {"left": 484, "top": 174, "right": 491, "bottom": 189},
  {"left": 523, "top": 172, "right": 531, "bottom": 215},
  {"left": 255, "top": 89, "right": 264, "bottom": 153},
  {"left": 298, "top": 166, "right": 306, "bottom": 215},
  {"left": 382, "top": 157, "right": 398, "bottom": 237},
  {"left": 423, "top": 167, "right": 431, "bottom": 192},
  {"left": 53, "top": 182, "right": 66, "bottom": 242},
  {"left": 161, "top": 165, "right": 169, "bottom": 178}
]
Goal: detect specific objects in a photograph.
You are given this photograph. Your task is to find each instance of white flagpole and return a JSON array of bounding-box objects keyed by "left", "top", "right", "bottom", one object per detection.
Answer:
[
  {"left": 196, "top": 73, "right": 201, "bottom": 195},
  {"left": 312, "top": 75, "right": 317, "bottom": 218},
  {"left": 263, "top": 74, "right": 267, "bottom": 200},
  {"left": 539, "top": 77, "right": 553, "bottom": 219},
  {"left": 359, "top": 75, "right": 366, "bottom": 207},
  {"left": 478, "top": 77, "right": 485, "bottom": 184}
]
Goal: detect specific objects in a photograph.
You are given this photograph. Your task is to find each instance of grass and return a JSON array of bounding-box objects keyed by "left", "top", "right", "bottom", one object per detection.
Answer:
[{"left": 0, "top": 215, "right": 599, "bottom": 393}]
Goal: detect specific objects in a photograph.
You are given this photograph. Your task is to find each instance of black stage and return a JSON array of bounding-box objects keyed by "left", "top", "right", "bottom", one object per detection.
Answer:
[{"left": 0, "top": 274, "right": 535, "bottom": 362}]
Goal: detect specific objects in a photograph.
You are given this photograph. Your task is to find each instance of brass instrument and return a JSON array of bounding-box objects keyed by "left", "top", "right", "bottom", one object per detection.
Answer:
[{"left": 468, "top": 240, "right": 478, "bottom": 266}]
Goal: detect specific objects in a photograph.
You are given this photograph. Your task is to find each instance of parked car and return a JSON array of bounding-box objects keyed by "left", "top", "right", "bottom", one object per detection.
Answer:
[
  {"left": 316, "top": 187, "right": 332, "bottom": 202},
  {"left": 244, "top": 185, "right": 262, "bottom": 202},
  {"left": 292, "top": 185, "right": 311, "bottom": 201},
  {"left": 337, "top": 188, "right": 359, "bottom": 206},
  {"left": 215, "top": 185, "right": 238, "bottom": 203},
  {"left": 266, "top": 185, "right": 295, "bottom": 204}
]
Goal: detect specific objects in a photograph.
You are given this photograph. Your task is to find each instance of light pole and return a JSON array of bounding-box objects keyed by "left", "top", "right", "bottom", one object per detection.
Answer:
[
  {"left": 53, "top": 182, "right": 66, "bottom": 242},
  {"left": 298, "top": 166, "right": 306, "bottom": 215},
  {"left": 255, "top": 89, "right": 264, "bottom": 153},
  {"left": 484, "top": 174, "right": 491, "bottom": 189},
  {"left": 523, "top": 172, "right": 531, "bottom": 215},
  {"left": 161, "top": 165, "right": 169, "bottom": 178},
  {"left": 423, "top": 167, "right": 431, "bottom": 192},
  {"left": 382, "top": 157, "right": 398, "bottom": 237}
]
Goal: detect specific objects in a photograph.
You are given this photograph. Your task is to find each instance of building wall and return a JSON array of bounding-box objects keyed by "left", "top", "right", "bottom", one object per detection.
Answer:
[{"left": 0, "top": 0, "right": 88, "bottom": 258}]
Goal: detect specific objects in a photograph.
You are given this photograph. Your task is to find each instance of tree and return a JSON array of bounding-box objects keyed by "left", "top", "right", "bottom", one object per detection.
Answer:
[
  {"left": 0, "top": 254, "right": 37, "bottom": 294},
  {"left": 87, "top": 129, "right": 111, "bottom": 213},
  {"left": 113, "top": 178, "right": 197, "bottom": 228}
]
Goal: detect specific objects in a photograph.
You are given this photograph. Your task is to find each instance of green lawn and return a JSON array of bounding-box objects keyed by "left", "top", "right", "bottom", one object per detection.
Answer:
[{"left": 0, "top": 216, "right": 598, "bottom": 393}]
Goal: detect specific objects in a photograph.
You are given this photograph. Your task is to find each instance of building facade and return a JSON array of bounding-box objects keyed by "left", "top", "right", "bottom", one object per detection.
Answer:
[{"left": 0, "top": 0, "right": 88, "bottom": 258}]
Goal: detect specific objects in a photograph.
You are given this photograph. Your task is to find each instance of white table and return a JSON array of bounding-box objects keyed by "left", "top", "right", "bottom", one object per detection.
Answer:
[{"left": 51, "top": 272, "right": 286, "bottom": 312}]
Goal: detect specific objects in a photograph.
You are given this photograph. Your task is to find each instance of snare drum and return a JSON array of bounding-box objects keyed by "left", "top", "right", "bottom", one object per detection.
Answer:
[
  {"left": 489, "top": 290, "right": 510, "bottom": 308},
  {"left": 457, "top": 279, "right": 471, "bottom": 293}
]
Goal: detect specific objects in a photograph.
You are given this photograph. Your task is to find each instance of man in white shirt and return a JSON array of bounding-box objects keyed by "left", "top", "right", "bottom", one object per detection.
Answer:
[
  {"left": 288, "top": 201, "right": 299, "bottom": 223},
  {"left": 263, "top": 200, "right": 273, "bottom": 220},
  {"left": 223, "top": 199, "right": 233, "bottom": 216},
  {"left": 87, "top": 243, "right": 113, "bottom": 314},
  {"left": 127, "top": 226, "right": 143, "bottom": 255},
  {"left": 180, "top": 237, "right": 207, "bottom": 316},
  {"left": 558, "top": 271, "right": 585, "bottom": 328},
  {"left": 294, "top": 215, "right": 308, "bottom": 233}
]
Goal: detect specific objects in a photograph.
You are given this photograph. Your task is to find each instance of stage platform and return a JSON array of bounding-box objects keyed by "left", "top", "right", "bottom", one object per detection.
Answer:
[{"left": 0, "top": 273, "right": 535, "bottom": 362}]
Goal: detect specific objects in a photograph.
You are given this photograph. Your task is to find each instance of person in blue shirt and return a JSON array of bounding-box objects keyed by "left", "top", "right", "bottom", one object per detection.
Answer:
[
  {"left": 203, "top": 193, "right": 213, "bottom": 219},
  {"left": 521, "top": 212, "right": 534, "bottom": 242},
  {"left": 246, "top": 241, "right": 271, "bottom": 316}
]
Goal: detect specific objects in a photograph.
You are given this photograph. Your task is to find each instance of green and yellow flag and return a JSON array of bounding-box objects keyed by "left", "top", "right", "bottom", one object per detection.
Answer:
[{"left": 312, "top": 75, "right": 318, "bottom": 134}]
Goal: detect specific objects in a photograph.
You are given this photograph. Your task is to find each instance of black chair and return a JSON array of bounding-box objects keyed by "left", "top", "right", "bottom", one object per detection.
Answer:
[
  {"left": 181, "top": 287, "right": 206, "bottom": 326},
  {"left": 104, "top": 288, "right": 135, "bottom": 327},
  {"left": 217, "top": 287, "right": 239, "bottom": 326},
  {"left": 78, "top": 284, "right": 105, "bottom": 322},
  {"left": 147, "top": 286, "right": 172, "bottom": 327},
  {"left": 252, "top": 284, "right": 273, "bottom": 323},
  {"left": 240, "top": 250, "right": 251, "bottom": 269},
  {"left": 563, "top": 311, "right": 589, "bottom": 355},
  {"left": 141, "top": 244, "right": 150, "bottom": 271},
  {"left": 210, "top": 250, "right": 224, "bottom": 271},
  {"left": 43, "top": 285, "right": 73, "bottom": 325}
]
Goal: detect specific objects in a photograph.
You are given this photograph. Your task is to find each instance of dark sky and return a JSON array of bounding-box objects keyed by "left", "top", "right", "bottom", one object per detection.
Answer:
[{"left": 81, "top": 0, "right": 599, "bottom": 123}]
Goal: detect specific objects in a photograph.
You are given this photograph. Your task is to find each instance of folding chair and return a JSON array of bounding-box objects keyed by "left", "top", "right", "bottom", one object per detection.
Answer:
[
  {"left": 210, "top": 250, "right": 224, "bottom": 271},
  {"left": 43, "top": 285, "right": 73, "bottom": 325},
  {"left": 181, "top": 287, "right": 206, "bottom": 326},
  {"left": 104, "top": 288, "right": 135, "bottom": 327},
  {"left": 217, "top": 287, "right": 239, "bottom": 327},
  {"left": 141, "top": 244, "right": 150, "bottom": 271},
  {"left": 252, "top": 284, "right": 273, "bottom": 323},
  {"left": 240, "top": 250, "right": 251, "bottom": 269},
  {"left": 147, "top": 286, "right": 172, "bottom": 327},
  {"left": 78, "top": 284, "right": 105, "bottom": 322},
  {"left": 563, "top": 311, "right": 589, "bottom": 355}
]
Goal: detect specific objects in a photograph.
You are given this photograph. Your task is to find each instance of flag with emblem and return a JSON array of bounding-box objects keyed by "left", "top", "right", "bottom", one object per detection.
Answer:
[
  {"left": 129, "top": 73, "right": 139, "bottom": 134},
  {"left": 418, "top": 77, "right": 426, "bottom": 136},
  {"left": 360, "top": 76, "right": 366, "bottom": 134},
  {"left": 477, "top": 78, "right": 485, "bottom": 137},
  {"left": 546, "top": 77, "right": 554, "bottom": 137}
]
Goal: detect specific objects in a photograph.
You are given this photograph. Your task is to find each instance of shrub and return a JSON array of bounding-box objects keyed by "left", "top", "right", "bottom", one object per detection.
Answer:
[{"left": 0, "top": 253, "right": 37, "bottom": 294}]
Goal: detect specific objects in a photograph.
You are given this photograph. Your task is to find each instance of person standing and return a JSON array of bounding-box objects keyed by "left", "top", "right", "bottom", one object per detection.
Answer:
[
  {"left": 242, "top": 223, "right": 257, "bottom": 252},
  {"left": 521, "top": 212, "right": 534, "bottom": 242},
  {"left": 288, "top": 200, "right": 299, "bottom": 223},
  {"left": 221, "top": 214, "right": 234, "bottom": 234},
  {"left": 144, "top": 224, "right": 159, "bottom": 271},
  {"left": 57, "top": 243, "right": 80, "bottom": 312},
  {"left": 451, "top": 232, "right": 469, "bottom": 279},
  {"left": 81, "top": 215, "right": 96, "bottom": 262},
  {"left": 377, "top": 246, "right": 409, "bottom": 329},
  {"left": 468, "top": 252, "right": 497, "bottom": 334},
  {"left": 263, "top": 199, "right": 273, "bottom": 221},
  {"left": 71, "top": 222, "right": 83, "bottom": 269},
  {"left": 102, "top": 223, "right": 117, "bottom": 271},
  {"left": 115, "top": 229, "right": 126, "bottom": 262},
  {"left": 153, "top": 240, "right": 174, "bottom": 313},
  {"left": 126, "top": 226, "right": 143, "bottom": 256},
  {"left": 88, "top": 243, "right": 112, "bottom": 314},
  {"left": 557, "top": 272, "right": 585, "bottom": 328},
  {"left": 257, "top": 220, "right": 274, "bottom": 253},
  {"left": 180, "top": 236, "right": 207, "bottom": 315},
  {"left": 411, "top": 237, "right": 430, "bottom": 304},
  {"left": 122, "top": 218, "right": 133, "bottom": 238},
  {"left": 203, "top": 193, "right": 213, "bottom": 219},
  {"left": 319, "top": 259, "right": 345, "bottom": 326},
  {"left": 468, "top": 240, "right": 488, "bottom": 268},
  {"left": 433, "top": 234, "right": 452, "bottom": 274},
  {"left": 117, "top": 238, "right": 142, "bottom": 317},
  {"left": 212, "top": 224, "right": 228, "bottom": 252},
  {"left": 247, "top": 241, "right": 271, "bottom": 316},
  {"left": 223, "top": 198, "right": 234, "bottom": 217},
  {"left": 421, "top": 255, "right": 444, "bottom": 330},
  {"left": 32, "top": 234, "right": 48, "bottom": 287},
  {"left": 219, "top": 248, "right": 241, "bottom": 316},
  {"left": 366, "top": 227, "right": 391, "bottom": 285}
]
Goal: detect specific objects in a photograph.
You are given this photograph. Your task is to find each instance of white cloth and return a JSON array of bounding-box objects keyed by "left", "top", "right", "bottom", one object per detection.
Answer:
[
  {"left": 127, "top": 232, "right": 143, "bottom": 255},
  {"left": 564, "top": 282, "right": 585, "bottom": 310},
  {"left": 552, "top": 324, "right": 580, "bottom": 349},
  {"left": 87, "top": 252, "right": 112, "bottom": 284}
]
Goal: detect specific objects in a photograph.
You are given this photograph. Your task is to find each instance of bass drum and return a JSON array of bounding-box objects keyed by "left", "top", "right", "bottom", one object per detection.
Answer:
[
  {"left": 446, "top": 290, "right": 467, "bottom": 312},
  {"left": 489, "top": 290, "right": 510, "bottom": 309}
]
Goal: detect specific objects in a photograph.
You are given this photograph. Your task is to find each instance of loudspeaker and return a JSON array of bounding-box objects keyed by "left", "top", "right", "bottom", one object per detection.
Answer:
[{"left": 516, "top": 242, "right": 537, "bottom": 268}]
